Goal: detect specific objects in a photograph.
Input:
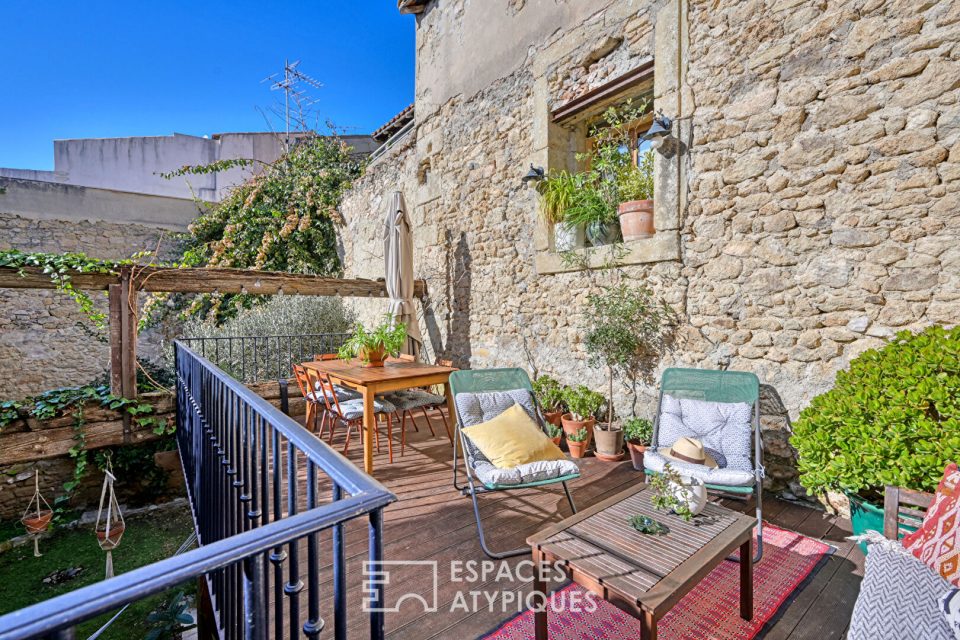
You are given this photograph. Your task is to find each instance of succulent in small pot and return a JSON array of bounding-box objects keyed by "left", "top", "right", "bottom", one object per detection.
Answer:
[
  {"left": 544, "top": 422, "right": 563, "bottom": 448},
  {"left": 560, "top": 385, "right": 604, "bottom": 440},
  {"left": 338, "top": 314, "right": 407, "bottom": 368},
  {"left": 593, "top": 422, "right": 624, "bottom": 461},
  {"left": 566, "top": 427, "right": 590, "bottom": 459},
  {"left": 532, "top": 375, "right": 567, "bottom": 426},
  {"left": 623, "top": 417, "right": 653, "bottom": 471}
]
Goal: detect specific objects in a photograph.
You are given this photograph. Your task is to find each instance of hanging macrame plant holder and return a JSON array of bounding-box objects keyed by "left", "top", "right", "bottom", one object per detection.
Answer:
[
  {"left": 20, "top": 470, "right": 53, "bottom": 557},
  {"left": 95, "top": 462, "right": 125, "bottom": 579}
]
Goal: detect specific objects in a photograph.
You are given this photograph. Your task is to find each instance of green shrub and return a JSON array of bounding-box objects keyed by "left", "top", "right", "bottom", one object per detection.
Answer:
[
  {"left": 623, "top": 417, "right": 653, "bottom": 445},
  {"left": 532, "top": 375, "right": 567, "bottom": 412},
  {"left": 791, "top": 325, "right": 960, "bottom": 502},
  {"left": 563, "top": 385, "right": 605, "bottom": 422}
]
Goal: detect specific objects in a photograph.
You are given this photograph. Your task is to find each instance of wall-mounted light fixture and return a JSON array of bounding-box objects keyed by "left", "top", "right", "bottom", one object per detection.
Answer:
[
  {"left": 641, "top": 110, "right": 674, "bottom": 142},
  {"left": 521, "top": 164, "right": 545, "bottom": 187}
]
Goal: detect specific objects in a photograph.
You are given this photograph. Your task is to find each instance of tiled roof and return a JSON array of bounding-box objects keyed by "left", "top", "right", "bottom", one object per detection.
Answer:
[{"left": 372, "top": 104, "right": 415, "bottom": 143}]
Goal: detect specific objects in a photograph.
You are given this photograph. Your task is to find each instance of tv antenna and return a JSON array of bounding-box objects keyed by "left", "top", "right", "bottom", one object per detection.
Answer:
[{"left": 262, "top": 59, "right": 324, "bottom": 152}]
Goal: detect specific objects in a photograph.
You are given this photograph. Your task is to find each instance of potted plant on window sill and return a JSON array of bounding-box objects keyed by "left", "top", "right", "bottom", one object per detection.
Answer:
[
  {"left": 338, "top": 314, "right": 408, "bottom": 367},
  {"left": 617, "top": 148, "right": 655, "bottom": 241},
  {"left": 560, "top": 385, "right": 604, "bottom": 444},
  {"left": 566, "top": 427, "right": 590, "bottom": 459},
  {"left": 536, "top": 170, "right": 586, "bottom": 252},
  {"left": 532, "top": 374, "right": 567, "bottom": 427},
  {"left": 623, "top": 417, "right": 653, "bottom": 471}
]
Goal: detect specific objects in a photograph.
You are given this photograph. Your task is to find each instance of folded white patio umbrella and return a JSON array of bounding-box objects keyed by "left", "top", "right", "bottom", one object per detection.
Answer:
[{"left": 384, "top": 191, "right": 423, "bottom": 356}]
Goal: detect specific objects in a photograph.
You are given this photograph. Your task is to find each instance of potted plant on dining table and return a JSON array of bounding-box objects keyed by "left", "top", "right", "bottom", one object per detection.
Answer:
[{"left": 337, "top": 314, "right": 408, "bottom": 367}]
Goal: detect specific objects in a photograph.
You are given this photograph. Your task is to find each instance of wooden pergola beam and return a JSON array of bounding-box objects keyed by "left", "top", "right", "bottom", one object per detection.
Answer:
[{"left": 0, "top": 266, "right": 427, "bottom": 298}]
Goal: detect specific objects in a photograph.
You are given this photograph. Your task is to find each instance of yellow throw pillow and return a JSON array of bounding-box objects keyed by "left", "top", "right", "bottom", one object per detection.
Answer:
[{"left": 462, "top": 403, "right": 566, "bottom": 469}]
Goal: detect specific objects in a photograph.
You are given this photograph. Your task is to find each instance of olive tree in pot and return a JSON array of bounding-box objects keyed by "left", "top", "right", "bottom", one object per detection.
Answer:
[
  {"left": 583, "top": 282, "right": 676, "bottom": 460},
  {"left": 623, "top": 417, "right": 653, "bottom": 471},
  {"left": 560, "top": 385, "right": 604, "bottom": 447},
  {"left": 532, "top": 375, "right": 567, "bottom": 427},
  {"left": 791, "top": 325, "right": 960, "bottom": 545}
]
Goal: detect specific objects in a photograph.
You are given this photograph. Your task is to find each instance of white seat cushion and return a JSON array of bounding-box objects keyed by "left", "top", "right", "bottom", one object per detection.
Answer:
[
  {"left": 644, "top": 448, "right": 756, "bottom": 487},
  {"left": 473, "top": 458, "right": 580, "bottom": 488}
]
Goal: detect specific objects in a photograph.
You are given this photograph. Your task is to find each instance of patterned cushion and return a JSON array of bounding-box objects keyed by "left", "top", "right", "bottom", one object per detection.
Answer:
[
  {"left": 385, "top": 388, "right": 445, "bottom": 411},
  {"left": 643, "top": 448, "right": 756, "bottom": 487},
  {"left": 306, "top": 384, "right": 360, "bottom": 403},
  {"left": 942, "top": 588, "right": 960, "bottom": 640},
  {"left": 903, "top": 463, "right": 960, "bottom": 586},
  {"left": 453, "top": 390, "right": 577, "bottom": 486},
  {"left": 657, "top": 394, "right": 753, "bottom": 460},
  {"left": 336, "top": 397, "right": 397, "bottom": 421},
  {"left": 848, "top": 533, "right": 953, "bottom": 640}
]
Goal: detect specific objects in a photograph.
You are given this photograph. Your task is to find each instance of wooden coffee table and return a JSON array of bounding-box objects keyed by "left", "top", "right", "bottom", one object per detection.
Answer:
[{"left": 527, "top": 483, "right": 756, "bottom": 640}]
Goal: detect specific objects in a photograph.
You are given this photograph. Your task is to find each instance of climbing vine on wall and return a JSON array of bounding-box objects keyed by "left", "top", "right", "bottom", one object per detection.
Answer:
[{"left": 0, "top": 250, "right": 135, "bottom": 329}]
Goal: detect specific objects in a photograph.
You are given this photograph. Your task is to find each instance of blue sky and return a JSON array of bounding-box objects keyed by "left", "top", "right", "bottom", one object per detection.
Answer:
[{"left": 0, "top": 1, "right": 415, "bottom": 170}]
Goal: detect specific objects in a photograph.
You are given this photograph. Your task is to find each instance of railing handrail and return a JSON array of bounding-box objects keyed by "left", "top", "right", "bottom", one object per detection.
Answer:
[
  {"left": 0, "top": 492, "right": 390, "bottom": 640},
  {"left": 174, "top": 339, "right": 389, "bottom": 497},
  {"left": 179, "top": 333, "right": 350, "bottom": 340}
]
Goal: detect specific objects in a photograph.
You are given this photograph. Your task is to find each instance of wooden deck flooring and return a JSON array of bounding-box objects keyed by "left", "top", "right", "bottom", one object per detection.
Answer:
[{"left": 288, "top": 409, "right": 864, "bottom": 639}]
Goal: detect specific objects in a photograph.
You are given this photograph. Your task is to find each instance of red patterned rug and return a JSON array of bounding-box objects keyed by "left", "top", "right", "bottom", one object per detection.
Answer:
[{"left": 482, "top": 524, "right": 833, "bottom": 640}]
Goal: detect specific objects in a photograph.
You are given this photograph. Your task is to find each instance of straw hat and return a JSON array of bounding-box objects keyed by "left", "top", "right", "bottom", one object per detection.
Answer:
[{"left": 661, "top": 437, "right": 717, "bottom": 468}]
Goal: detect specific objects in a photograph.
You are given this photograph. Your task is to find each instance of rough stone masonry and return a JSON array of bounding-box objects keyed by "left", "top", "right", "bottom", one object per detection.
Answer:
[{"left": 340, "top": 0, "right": 960, "bottom": 497}]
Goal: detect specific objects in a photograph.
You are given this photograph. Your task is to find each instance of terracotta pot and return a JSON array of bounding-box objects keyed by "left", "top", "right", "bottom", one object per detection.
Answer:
[
  {"left": 560, "top": 414, "right": 595, "bottom": 441},
  {"left": 626, "top": 441, "right": 647, "bottom": 471},
  {"left": 618, "top": 200, "right": 655, "bottom": 241},
  {"left": 544, "top": 410, "right": 564, "bottom": 427},
  {"left": 359, "top": 345, "right": 386, "bottom": 367},
  {"left": 550, "top": 435, "right": 562, "bottom": 448},
  {"left": 567, "top": 439, "right": 589, "bottom": 459},
  {"left": 594, "top": 451, "right": 625, "bottom": 462},
  {"left": 97, "top": 522, "right": 125, "bottom": 548},
  {"left": 593, "top": 425, "right": 624, "bottom": 458},
  {"left": 22, "top": 510, "right": 53, "bottom": 535}
]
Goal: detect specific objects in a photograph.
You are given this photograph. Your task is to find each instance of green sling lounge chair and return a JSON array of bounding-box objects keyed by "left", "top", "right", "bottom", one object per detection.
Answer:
[
  {"left": 644, "top": 367, "right": 765, "bottom": 562},
  {"left": 449, "top": 368, "right": 579, "bottom": 559}
]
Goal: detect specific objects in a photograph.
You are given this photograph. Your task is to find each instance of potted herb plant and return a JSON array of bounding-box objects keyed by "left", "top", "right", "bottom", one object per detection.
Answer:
[
  {"left": 536, "top": 171, "right": 586, "bottom": 251},
  {"left": 544, "top": 422, "right": 563, "bottom": 447},
  {"left": 791, "top": 325, "right": 960, "bottom": 541},
  {"left": 617, "top": 149, "right": 655, "bottom": 241},
  {"left": 532, "top": 375, "right": 567, "bottom": 426},
  {"left": 623, "top": 417, "right": 653, "bottom": 471},
  {"left": 564, "top": 184, "right": 621, "bottom": 247},
  {"left": 338, "top": 314, "right": 408, "bottom": 367},
  {"left": 560, "top": 385, "right": 604, "bottom": 443},
  {"left": 566, "top": 427, "right": 590, "bottom": 459}
]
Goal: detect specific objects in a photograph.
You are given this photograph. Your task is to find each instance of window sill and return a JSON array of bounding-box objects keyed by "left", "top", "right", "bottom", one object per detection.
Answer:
[{"left": 534, "top": 231, "right": 680, "bottom": 274}]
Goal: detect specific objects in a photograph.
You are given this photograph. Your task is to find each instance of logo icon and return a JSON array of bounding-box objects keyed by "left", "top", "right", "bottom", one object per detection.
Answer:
[{"left": 363, "top": 560, "right": 439, "bottom": 613}]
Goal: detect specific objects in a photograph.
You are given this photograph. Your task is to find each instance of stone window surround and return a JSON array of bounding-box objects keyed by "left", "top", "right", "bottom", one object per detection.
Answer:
[{"left": 528, "top": 2, "right": 689, "bottom": 275}]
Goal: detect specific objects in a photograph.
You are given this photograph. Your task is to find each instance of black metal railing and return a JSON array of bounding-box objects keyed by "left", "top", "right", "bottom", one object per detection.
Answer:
[
  {"left": 178, "top": 333, "right": 350, "bottom": 383},
  {"left": 0, "top": 342, "right": 396, "bottom": 640}
]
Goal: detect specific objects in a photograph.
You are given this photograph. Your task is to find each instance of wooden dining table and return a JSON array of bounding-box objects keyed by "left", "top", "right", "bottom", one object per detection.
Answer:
[{"left": 301, "top": 358, "right": 457, "bottom": 474}]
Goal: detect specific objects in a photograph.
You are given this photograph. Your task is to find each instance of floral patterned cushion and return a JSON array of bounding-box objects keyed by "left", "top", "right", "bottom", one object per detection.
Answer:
[{"left": 903, "top": 463, "right": 960, "bottom": 586}]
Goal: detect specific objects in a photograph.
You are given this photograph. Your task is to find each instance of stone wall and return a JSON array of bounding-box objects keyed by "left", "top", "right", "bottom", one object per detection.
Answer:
[
  {"left": 340, "top": 0, "right": 960, "bottom": 496},
  {"left": 0, "top": 212, "right": 181, "bottom": 399}
]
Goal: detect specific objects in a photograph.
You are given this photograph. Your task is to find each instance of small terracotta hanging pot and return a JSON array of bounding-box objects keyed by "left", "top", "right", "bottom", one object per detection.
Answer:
[
  {"left": 97, "top": 522, "right": 125, "bottom": 549},
  {"left": 22, "top": 510, "right": 53, "bottom": 535},
  {"left": 618, "top": 200, "right": 655, "bottom": 241}
]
